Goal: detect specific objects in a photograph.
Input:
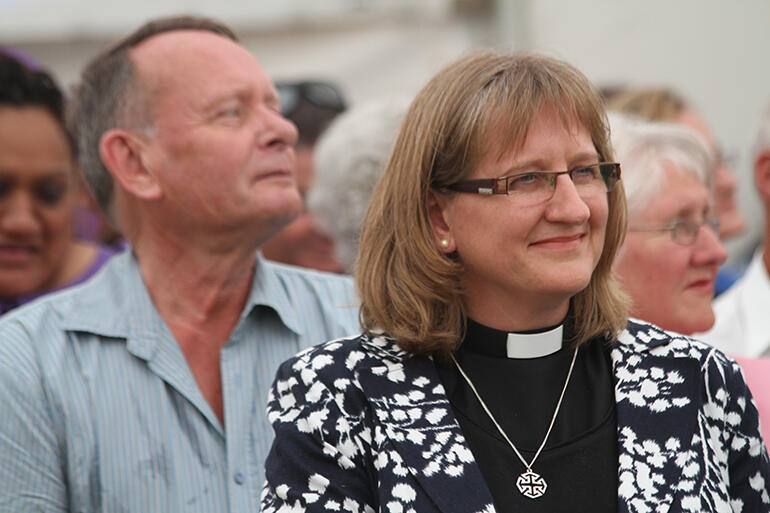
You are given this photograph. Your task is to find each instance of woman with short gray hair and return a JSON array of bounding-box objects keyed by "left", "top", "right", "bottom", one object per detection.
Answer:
[
  {"left": 611, "top": 114, "right": 727, "bottom": 335},
  {"left": 308, "top": 97, "right": 409, "bottom": 273}
]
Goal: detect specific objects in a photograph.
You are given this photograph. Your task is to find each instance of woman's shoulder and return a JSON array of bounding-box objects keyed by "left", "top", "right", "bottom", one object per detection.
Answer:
[
  {"left": 615, "top": 318, "right": 750, "bottom": 402},
  {"left": 275, "top": 332, "right": 414, "bottom": 383},
  {"left": 618, "top": 317, "right": 734, "bottom": 366},
  {"left": 269, "top": 332, "right": 434, "bottom": 426}
]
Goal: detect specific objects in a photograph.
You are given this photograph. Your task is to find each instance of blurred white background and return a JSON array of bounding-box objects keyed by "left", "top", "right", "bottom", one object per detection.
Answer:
[{"left": 3, "top": 0, "right": 768, "bottom": 261}]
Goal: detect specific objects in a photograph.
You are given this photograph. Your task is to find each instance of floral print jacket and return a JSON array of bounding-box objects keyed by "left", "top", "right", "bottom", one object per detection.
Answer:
[{"left": 261, "top": 320, "right": 770, "bottom": 513}]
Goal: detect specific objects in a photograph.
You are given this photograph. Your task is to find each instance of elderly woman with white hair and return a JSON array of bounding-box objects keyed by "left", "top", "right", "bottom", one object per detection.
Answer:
[
  {"left": 308, "top": 97, "right": 410, "bottom": 273},
  {"left": 611, "top": 115, "right": 727, "bottom": 335}
]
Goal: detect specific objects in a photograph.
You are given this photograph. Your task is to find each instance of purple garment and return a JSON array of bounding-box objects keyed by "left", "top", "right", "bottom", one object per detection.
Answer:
[{"left": 0, "top": 245, "right": 121, "bottom": 315}]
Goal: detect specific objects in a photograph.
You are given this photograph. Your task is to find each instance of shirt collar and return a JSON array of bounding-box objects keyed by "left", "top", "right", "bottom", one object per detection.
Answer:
[
  {"left": 58, "top": 250, "right": 302, "bottom": 360},
  {"left": 736, "top": 249, "right": 770, "bottom": 357},
  {"left": 242, "top": 253, "right": 301, "bottom": 336}
]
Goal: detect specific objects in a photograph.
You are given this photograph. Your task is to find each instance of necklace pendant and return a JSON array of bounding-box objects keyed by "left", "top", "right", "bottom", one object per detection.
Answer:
[{"left": 516, "top": 469, "right": 547, "bottom": 499}]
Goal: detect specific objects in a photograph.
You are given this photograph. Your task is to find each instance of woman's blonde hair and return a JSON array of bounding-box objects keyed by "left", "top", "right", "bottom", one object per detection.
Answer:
[{"left": 355, "top": 50, "right": 629, "bottom": 358}]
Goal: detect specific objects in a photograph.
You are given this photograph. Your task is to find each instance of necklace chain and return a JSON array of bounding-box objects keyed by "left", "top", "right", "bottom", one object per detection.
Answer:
[{"left": 450, "top": 346, "right": 578, "bottom": 474}]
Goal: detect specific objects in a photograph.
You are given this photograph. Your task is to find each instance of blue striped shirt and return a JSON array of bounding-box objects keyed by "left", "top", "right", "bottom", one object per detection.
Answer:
[{"left": 0, "top": 250, "right": 359, "bottom": 512}]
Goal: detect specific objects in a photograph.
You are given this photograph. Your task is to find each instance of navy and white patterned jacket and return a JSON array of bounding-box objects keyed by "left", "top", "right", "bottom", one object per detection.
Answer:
[{"left": 262, "top": 319, "right": 770, "bottom": 513}]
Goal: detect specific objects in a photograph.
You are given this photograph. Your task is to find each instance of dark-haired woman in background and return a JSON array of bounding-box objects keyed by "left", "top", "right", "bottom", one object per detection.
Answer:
[
  {"left": 0, "top": 52, "right": 117, "bottom": 314},
  {"left": 262, "top": 51, "right": 769, "bottom": 512}
]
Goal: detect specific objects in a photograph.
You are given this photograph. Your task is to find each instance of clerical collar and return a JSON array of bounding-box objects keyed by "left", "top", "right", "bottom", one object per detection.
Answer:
[{"left": 461, "top": 318, "right": 568, "bottom": 359}]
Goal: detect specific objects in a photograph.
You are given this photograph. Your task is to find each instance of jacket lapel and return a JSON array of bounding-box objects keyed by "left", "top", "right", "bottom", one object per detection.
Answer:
[
  {"left": 357, "top": 346, "right": 495, "bottom": 513},
  {"left": 612, "top": 322, "right": 704, "bottom": 513}
]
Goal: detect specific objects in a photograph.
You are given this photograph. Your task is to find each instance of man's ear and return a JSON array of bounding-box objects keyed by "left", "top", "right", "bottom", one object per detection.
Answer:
[
  {"left": 427, "top": 190, "right": 456, "bottom": 254},
  {"left": 754, "top": 150, "right": 770, "bottom": 203},
  {"left": 99, "top": 129, "right": 162, "bottom": 201}
]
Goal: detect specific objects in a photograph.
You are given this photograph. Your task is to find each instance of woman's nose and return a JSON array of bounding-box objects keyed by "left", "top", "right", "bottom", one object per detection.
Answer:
[
  {"left": 543, "top": 174, "right": 591, "bottom": 224},
  {"left": 692, "top": 221, "right": 727, "bottom": 267},
  {"left": 0, "top": 191, "right": 41, "bottom": 237}
]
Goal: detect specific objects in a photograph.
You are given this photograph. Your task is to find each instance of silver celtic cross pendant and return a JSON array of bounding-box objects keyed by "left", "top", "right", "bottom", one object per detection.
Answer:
[{"left": 516, "top": 469, "right": 547, "bottom": 499}]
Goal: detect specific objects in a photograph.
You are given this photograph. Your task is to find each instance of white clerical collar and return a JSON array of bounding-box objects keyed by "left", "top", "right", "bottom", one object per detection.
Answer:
[{"left": 505, "top": 324, "right": 563, "bottom": 359}]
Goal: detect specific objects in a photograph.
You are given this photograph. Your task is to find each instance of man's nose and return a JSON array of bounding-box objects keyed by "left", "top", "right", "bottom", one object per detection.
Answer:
[{"left": 257, "top": 107, "right": 299, "bottom": 151}]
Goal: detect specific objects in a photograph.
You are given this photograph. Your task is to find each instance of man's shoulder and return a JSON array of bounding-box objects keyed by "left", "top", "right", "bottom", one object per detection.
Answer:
[
  {"left": 255, "top": 257, "right": 359, "bottom": 336},
  {"left": 0, "top": 252, "right": 134, "bottom": 341},
  {"left": 704, "top": 251, "right": 770, "bottom": 356},
  {"left": 259, "top": 257, "right": 354, "bottom": 292}
]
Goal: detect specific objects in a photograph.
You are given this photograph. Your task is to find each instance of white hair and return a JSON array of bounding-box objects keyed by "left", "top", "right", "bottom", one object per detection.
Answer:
[
  {"left": 608, "top": 112, "right": 715, "bottom": 216},
  {"left": 308, "top": 97, "right": 410, "bottom": 273}
]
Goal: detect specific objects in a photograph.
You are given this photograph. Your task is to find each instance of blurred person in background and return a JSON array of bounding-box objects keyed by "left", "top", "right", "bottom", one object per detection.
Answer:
[
  {"left": 608, "top": 88, "right": 745, "bottom": 240},
  {"left": 608, "top": 88, "right": 746, "bottom": 295},
  {"left": 262, "top": 51, "right": 769, "bottom": 512},
  {"left": 0, "top": 16, "right": 359, "bottom": 511},
  {"left": 700, "top": 100, "right": 770, "bottom": 358},
  {"left": 611, "top": 112, "right": 770, "bottom": 447},
  {"left": 308, "top": 97, "right": 409, "bottom": 273},
  {"left": 0, "top": 51, "right": 117, "bottom": 315},
  {"left": 696, "top": 100, "right": 770, "bottom": 443},
  {"left": 261, "top": 79, "right": 346, "bottom": 272},
  {"left": 611, "top": 115, "right": 726, "bottom": 335},
  {"left": 72, "top": 176, "right": 124, "bottom": 247}
]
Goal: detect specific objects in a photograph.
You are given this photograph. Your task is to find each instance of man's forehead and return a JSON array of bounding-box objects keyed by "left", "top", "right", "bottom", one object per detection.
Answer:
[
  {"left": 129, "top": 29, "right": 256, "bottom": 78},
  {"left": 127, "top": 29, "right": 274, "bottom": 109}
]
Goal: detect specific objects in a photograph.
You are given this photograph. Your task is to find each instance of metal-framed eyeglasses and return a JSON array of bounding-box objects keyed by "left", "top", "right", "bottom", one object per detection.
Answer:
[
  {"left": 629, "top": 217, "right": 720, "bottom": 246},
  {"left": 439, "top": 162, "right": 621, "bottom": 206}
]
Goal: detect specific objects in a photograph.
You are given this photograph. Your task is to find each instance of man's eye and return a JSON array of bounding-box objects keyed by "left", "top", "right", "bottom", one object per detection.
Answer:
[{"left": 221, "top": 107, "right": 242, "bottom": 118}]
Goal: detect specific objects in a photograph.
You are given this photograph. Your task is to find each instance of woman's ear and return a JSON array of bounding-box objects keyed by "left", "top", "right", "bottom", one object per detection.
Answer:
[
  {"left": 99, "top": 129, "right": 162, "bottom": 201},
  {"left": 427, "top": 190, "right": 456, "bottom": 253}
]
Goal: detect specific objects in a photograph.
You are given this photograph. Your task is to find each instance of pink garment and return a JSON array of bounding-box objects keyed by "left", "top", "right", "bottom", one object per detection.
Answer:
[{"left": 734, "top": 356, "right": 770, "bottom": 447}]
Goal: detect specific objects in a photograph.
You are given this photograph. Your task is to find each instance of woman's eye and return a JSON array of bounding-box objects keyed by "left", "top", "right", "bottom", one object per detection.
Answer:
[
  {"left": 570, "top": 165, "right": 599, "bottom": 183},
  {"left": 509, "top": 173, "right": 542, "bottom": 191},
  {"left": 34, "top": 181, "right": 67, "bottom": 206}
]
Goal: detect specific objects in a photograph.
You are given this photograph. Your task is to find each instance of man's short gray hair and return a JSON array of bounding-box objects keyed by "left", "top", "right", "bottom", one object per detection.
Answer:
[
  {"left": 68, "top": 15, "right": 238, "bottom": 223},
  {"left": 609, "top": 112, "right": 715, "bottom": 216},
  {"left": 308, "top": 97, "right": 410, "bottom": 273}
]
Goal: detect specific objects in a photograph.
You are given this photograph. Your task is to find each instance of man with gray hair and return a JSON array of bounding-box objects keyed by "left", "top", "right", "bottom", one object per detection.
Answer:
[
  {"left": 0, "top": 16, "right": 358, "bottom": 512},
  {"left": 700, "top": 101, "right": 770, "bottom": 358}
]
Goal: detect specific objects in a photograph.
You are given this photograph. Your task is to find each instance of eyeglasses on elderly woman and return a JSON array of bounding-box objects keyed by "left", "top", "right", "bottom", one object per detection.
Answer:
[
  {"left": 439, "top": 162, "right": 620, "bottom": 206},
  {"left": 629, "top": 216, "right": 720, "bottom": 245}
]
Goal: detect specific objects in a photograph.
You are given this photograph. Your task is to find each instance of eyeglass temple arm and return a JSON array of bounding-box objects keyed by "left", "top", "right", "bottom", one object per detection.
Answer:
[{"left": 440, "top": 178, "right": 506, "bottom": 195}]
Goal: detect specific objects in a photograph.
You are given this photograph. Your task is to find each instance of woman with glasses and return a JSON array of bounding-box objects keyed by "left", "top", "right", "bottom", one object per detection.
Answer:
[
  {"left": 611, "top": 115, "right": 727, "bottom": 335},
  {"left": 261, "top": 51, "right": 769, "bottom": 512}
]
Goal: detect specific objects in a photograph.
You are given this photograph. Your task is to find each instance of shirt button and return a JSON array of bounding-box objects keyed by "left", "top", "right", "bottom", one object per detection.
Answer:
[{"left": 233, "top": 471, "right": 245, "bottom": 485}]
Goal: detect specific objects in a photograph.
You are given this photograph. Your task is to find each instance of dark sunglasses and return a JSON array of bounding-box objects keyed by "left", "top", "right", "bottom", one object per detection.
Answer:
[{"left": 275, "top": 81, "right": 347, "bottom": 117}]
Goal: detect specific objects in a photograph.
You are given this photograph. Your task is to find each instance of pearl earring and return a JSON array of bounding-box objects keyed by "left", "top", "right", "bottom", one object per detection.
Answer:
[{"left": 440, "top": 239, "right": 450, "bottom": 249}]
